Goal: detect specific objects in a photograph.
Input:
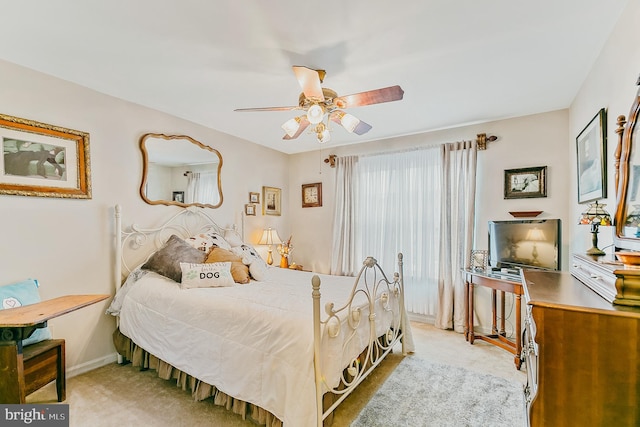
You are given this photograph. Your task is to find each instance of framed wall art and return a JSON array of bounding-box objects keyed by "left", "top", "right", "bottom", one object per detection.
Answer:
[
  {"left": 0, "top": 113, "right": 91, "bottom": 199},
  {"left": 302, "top": 182, "right": 322, "bottom": 208},
  {"left": 249, "top": 192, "right": 260, "bottom": 204},
  {"left": 504, "top": 166, "right": 547, "bottom": 199},
  {"left": 262, "top": 186, "right": 281, "bottom": 216},
  {"left": 245, "top": 204, "right": 256, "bottom": 216},
  {"left": 172, "top": 191, "right": 184, "bottom": 203},
  {"left": 576, "top": 108, "right": 607, "bottom": 204}
]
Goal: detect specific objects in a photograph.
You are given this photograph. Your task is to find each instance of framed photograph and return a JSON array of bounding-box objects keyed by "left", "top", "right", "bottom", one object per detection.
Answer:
[
  {"left": 302, "top": 182, "right": 322, "bottom": 208},
  {"left": 576, "top": 108, "right": 607, "bottom": 204},
  {"left": 504, "top": 166, "right": 547, "bottom": 199},
  {"left": 262, "top": 186, "right": 281, "bottom": 216},
  {"left": 172, "top": 191, "right": 184, "bottom": 203},
  {"left": 245, "top": 204, "right": 256, "bottom": 216},
  {"left": 470, "top": 249, "right": 488, "bottom": 272},
  {"left": 0, "top": 113, "right": 91, "bottom": 199},
  {"left": 249, "top": 192, "right": 260, "bottom": 204}
]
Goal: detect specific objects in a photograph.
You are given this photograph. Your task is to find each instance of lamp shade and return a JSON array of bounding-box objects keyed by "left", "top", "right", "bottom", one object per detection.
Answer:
[
  {"left": 526, "top": 228, "right": 546, "bottom": 241},
  {"left": 281, "top": 117, "right": 301, "bottom": 137},
  {"left": 578, "top": 201, "right": 612, "bottom": 226},
  {"left": 258, "top": 227, "right": 282, "bottom": 245},
  {"left": 307, "top": 104, "right": 324, "bottom": 124}
]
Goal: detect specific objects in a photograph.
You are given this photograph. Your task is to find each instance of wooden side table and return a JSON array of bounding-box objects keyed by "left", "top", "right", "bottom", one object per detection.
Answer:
[
  {"left": 0, "top": 294, "right": 109, "bottom": 403},
  {"left": 463, "top": 269, "right": 523, "bottom": 369}
]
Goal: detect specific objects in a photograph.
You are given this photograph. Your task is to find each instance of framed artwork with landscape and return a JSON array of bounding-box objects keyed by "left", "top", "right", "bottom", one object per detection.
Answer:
[
  {"left": 576, "top": 108, "right": 607, "bottom": 204},
  {"left": 262, "top": 186, "right": 281, "bottom": 216},
  {"left": 0, "top": 113, "right": 91, "bottom": 199},
  {"left": 504, "top": 166, "right": 547, "bottom": 199}
]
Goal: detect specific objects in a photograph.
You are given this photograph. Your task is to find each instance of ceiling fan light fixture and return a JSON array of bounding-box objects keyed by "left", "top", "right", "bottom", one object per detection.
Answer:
[
  {"left": 318, "top": 129, "right": 331, "bottom": 143},
  {"left": 281, "top": 116, "right": 301, "bottom": 137},
  {"left": 307, "top": 104, "right": 324, "bottom": 124},
  {"left": 340, "top": 113, "right": 360, "bottom": 133}
]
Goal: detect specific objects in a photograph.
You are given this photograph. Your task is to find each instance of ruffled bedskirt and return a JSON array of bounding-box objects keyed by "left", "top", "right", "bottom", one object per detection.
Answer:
[{"left": 112, "top": 328, "right": 338, "bottom": 426}]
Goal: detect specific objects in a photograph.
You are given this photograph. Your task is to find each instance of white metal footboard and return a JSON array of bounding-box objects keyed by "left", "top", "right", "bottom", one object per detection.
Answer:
[{"left": 312, "top": 254, "right": 406, "bottom": 427}]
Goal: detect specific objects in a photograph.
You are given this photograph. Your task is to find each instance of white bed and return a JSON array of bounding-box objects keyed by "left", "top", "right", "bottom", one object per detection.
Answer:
[{"left": 109, "top": 205, "right": 413, "bottom": 426}]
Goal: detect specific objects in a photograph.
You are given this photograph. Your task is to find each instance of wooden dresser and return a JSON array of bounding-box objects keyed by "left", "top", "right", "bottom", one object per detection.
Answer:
[{"left": 521, "top": 265, "right": 640, "bottom": 427}]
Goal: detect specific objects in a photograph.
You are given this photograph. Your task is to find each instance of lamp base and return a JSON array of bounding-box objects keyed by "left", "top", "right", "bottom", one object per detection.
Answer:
[
  {"left": 586, "top": 247, "right": 606, "bottom": 256},
  {"left": 266, "top": 250, "right": 273, "bottom": 265}
]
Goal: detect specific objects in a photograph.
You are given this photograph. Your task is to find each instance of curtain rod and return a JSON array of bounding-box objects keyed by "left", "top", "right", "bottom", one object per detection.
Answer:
[{"left": 323, "top": 133, "right": 497, "bottom": 167}]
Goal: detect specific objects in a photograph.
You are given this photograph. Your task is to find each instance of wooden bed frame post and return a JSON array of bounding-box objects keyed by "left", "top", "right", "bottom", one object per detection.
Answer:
[{"left": 311, "top": 275, "right": 323, "bottom": 427}]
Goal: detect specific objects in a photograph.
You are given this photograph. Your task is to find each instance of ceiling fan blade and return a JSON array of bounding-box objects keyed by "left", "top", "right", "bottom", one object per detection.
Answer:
[
  {"left": 234, "top": 106, "right": 300, "bottom": 112},
  {"left": 353, "top": 120, "right": 372, "bottom": 135},
  {"left": 334, "top": 85, "right": 404, "bottom": 108},
  {"left": 292, "top": 66, "right": 325, "bottom": 101},
  {"left": 283, "top": 116, "right": 310, "bottom": 140}
]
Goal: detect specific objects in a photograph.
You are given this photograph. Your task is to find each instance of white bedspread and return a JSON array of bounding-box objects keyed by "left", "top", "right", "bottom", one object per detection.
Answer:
[{"left": 118, "top": 266, "right": 410, "bottom": 426}]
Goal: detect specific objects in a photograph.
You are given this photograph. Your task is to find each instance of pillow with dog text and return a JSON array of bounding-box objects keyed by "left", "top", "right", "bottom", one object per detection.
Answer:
[{"left": 179, "top": 262, "right": 234, "bottom": 289}]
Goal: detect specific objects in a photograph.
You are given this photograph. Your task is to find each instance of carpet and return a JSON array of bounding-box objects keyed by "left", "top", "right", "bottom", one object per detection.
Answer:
[{"left": 351, "top": 356, "right": 525, "bottom": 427}]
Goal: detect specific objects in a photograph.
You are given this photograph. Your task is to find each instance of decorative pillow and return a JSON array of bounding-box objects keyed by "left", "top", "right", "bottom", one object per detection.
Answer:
[
  {"left": 223, "top": 228, "right": 244, "bottom": 248},
  {"left": 205, "top": 230, "right": 232, "bottom": 251},
  {"left": 179, "top": 262, "right": 235, "bottom": 289},
  {"left": 231, "top": 244, "right": 268, "bottom": 281},
  {"left": 142, "top": 235, "right": 207, "bottom": 282},
  {"left": 0, "top": 279, "right": 52, "bottom": 346},
  {"left": 184, "top": 233, "right": 218, "bottom": 254},
  {"left": 206, "top": 247, "right": 250, "bottom": 284}
]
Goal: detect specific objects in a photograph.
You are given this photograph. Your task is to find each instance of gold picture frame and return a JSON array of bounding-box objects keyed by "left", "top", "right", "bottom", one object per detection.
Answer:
[
  {"left": 245, "top": 204, "right": 256, "bottom": 216},
  {"left": 262, "top": 186, "right": 281, "bottom": 216},
  {"left": 249, "top": 191, "right": 260, "bottom": 204},
  {"left": 0, "top": 113, "right": 91, "bottom": 199}
]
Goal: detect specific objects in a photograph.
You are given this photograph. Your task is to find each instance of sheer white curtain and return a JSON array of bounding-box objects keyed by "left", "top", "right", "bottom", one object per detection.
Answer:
[
  {"left": 330, "top": 141, "right": 477, "bottom": 324},
  {"left": 185, "top": 172, "right": 219, "bottom": 205},
  {"left": 435, "top": 141, "right": 478, "bottom": 332},
  {"left": 336, "top": 147, "right": 442, "bottom": 316}
]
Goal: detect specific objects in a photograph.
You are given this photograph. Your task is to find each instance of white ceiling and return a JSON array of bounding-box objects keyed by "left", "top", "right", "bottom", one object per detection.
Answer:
[{"left": 0, "top": 1, "right": 630, "bottom": 154}]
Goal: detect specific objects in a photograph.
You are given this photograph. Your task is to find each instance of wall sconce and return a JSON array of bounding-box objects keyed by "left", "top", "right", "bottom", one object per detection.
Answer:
[
  {"left": 578, "top": 201, "right": 612, "bottom": 255},
  {"left": 258, "top": 227, "right": 282, "bottom": 265}
]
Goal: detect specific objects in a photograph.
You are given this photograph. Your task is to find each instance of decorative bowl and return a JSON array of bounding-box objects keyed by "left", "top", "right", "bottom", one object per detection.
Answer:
[{"left": 615, "top": 251, "right": 640, "bottom": 269}]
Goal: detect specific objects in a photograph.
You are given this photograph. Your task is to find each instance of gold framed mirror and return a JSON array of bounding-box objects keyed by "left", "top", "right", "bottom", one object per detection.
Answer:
[
  {"left": 140, "top": 133, "right": 223, "bottom": 208},
  {"left": 613, "top": 76, "right": 640, "bottom": 249}
]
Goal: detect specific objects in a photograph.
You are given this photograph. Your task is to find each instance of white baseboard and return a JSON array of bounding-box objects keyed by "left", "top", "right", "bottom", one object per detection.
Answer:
[{"left": 67, "top": 352, "right": 119, "bottom": 378}]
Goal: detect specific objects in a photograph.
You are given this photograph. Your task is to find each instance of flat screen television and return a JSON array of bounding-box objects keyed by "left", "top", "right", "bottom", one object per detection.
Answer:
[{"left": 488, "top": 219, "right": 561, "bottom": 271}]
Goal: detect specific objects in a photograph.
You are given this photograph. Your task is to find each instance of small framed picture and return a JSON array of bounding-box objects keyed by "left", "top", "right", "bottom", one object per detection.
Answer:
[
  {"left": 576, "top": 108, "right": 607, "bottom": 204},
  {"left": 302, "top": 182, "right": 322, "bottom": 208},
  {"left": 172, "top": 191, "right": 184, "bottom": 203},
  {"left": 470, "top": 250, "right": 488, "bottom": 272},
  {"left": 262, "top": 186, "right": 281, "bottom": 216},
  {"left": 504, "top": 166, "right": 547, "bottom": 199},
  {"left": 249, "top": 192, "right": 260, "bottom": 204},
  {"left": 245, "top": 204, "right": 256, "bottom": 216}
]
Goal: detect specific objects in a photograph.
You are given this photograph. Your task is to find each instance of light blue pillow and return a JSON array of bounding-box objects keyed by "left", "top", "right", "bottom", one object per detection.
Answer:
[{"left": 0, "top": 279, "right": 52, "bottom": 346}]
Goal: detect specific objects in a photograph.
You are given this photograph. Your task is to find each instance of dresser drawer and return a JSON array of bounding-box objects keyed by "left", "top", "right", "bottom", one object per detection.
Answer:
[{"left": 570, "top": 254, "right": 616, "bottom": 303}]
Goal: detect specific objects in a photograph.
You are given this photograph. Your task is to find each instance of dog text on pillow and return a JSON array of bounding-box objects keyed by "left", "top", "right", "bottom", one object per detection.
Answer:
[{"left": 179, "top": 262, "right": 234, "bottom": 289}]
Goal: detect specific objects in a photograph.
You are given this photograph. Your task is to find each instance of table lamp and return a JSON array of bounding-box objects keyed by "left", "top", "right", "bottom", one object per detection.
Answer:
[
  {"left": 258, "top": 227, "right": 282, "bottom": 265},
  {"left": 578, "top": 201, "right": 612, "bottom": 255},
  {"left": 525, "top": 227, "right": 546, "bottom": 265}
]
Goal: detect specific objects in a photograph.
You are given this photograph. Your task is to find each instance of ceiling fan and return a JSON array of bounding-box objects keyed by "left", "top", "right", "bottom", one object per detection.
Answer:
[{"left": 234, "top": 66, "right": 404, "bottom": 143}]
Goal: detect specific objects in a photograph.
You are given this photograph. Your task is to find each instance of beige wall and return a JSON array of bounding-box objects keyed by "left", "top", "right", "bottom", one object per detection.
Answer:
[
  {"left": 569, "top": 0, "right": 640, "bottom": 254},
  {"left": 0, "top": 59, "right": 290, "bottom": 374},
  {"left": 289, "top": 110, "right": 571, "bottom": 274},
  {"left": 1, "top": 0, "right": 638, "bottom": 374}
]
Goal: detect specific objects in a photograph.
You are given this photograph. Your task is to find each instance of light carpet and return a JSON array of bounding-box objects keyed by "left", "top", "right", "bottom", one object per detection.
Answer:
[{"left": 351, "top": 356, "right": 525, "bottom": 427}]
